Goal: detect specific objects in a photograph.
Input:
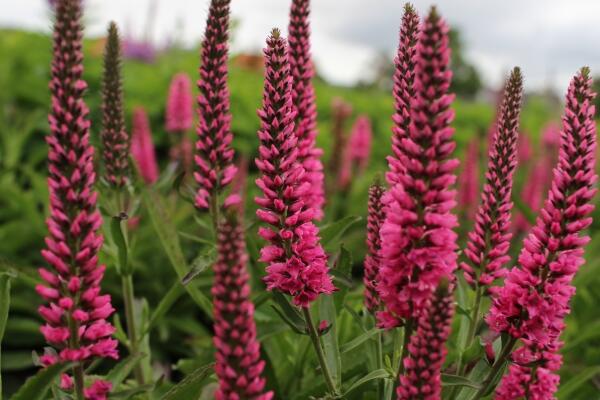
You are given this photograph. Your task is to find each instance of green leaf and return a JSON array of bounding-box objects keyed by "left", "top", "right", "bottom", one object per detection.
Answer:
[
  {"left": 142, "top": 189, "right": 213, "bottom": 318},
  {"left": 0, "top": 272, "right": 12, "bottom": 400},
  {"left": 340, "top": 328, "right": 380, "bottom": 354},
  {"left": 142, "top": 281, "right": 185, "bottom": 336},
  {"left": 181, "top": 249, "right": 216, "bottom": 285},
  {"left": 10, "top": 362, "right": 73, "bottom": 400},
  {"left": 332, "top": 245, "right": 353, "bottom": 312},
  {"left": 344, "top": 369, "right": 390, "bottom": 395},
  {"left": 160, "top": 363, "right": 215, "bottom": 400},
  {"left": 271, "top": 292, "right": 306, "bottom": 334},
  {"left": 110, "top": 384, "right": 155, "bottom": 399},
  {"left": 110, "top": 216, "right": 130, "bottom": 275},
  {"left": 556, "top": 366, "right": 600, "bottom": 399},
  {"left": 319, "top": 294, "right": 341, "bottom": 391},
  {"left": 455, "top": 359, "right": 491, "bottom": 400},
  {"left": 106, "top": 352, "right": 146, "bottom": 388},
  {"left": 320, "top": 216, "right": 362, "bottom": 250},
  {"left": 441, "top": 373, "right": 482, "bottom": 389}
]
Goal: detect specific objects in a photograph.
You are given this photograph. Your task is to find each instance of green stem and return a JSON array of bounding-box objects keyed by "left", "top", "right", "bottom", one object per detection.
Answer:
[
  {"left": 451, "top": 285, "right": 483, "bottom": 399},
  {"left": 397, "top": 320, "right": 413, "bottom": 378},
  {"left": 73, "top": 364, "right": 85, "bottom": 400},
  {"left": 67, "top": 313, "right": 85, "bottom": 399},
  {"left": 209, "top": 193, "right": 220, "bottom": 236},
  {"left": 470, "top": 336, "right": 517, "bottom": 400},
  {"left": 302, "top": 307, "right": 340, "bottom": 397},
  {"left": 122, "top": 274, "right": 145, "bottom": 385}
]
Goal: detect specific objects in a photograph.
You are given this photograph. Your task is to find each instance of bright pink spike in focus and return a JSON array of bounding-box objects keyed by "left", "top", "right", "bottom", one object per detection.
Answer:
[
  {"left": 397, "top": 282, "right": 454, "bottom": 400},
  {"left": 460, "top": 68, "right": 523, "bottom": 288},
  {"left": 194, "top": 0, "right": 237, "bottom": 210},
  {"left": 386, "top": 3, "right": 419, "bottom": 187},
  {"left": 288, "top": 0, "right": 325, "bottom": 219},
  {"left": 363, "top": 180, "right": 385, "bottom": 313},
  {"left": 254, "top": 29, "right": 335, "bottom": 307},
  {"left": 213, "top": 214, "right": 273, "bottom": 400},
  {"left": 488, "top": 68, "right": 597, "bottom": 399},
  {"left": 41, "top": 0, "right": 118, "bottom": 396},
  {"left": 377, "top": 6, "right": 458, "bottom": 329}
]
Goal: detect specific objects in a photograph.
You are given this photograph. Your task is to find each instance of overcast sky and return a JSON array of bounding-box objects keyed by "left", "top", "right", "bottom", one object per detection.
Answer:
[{"left": 3, "top": 0, "right": 600, "bottom": 92}]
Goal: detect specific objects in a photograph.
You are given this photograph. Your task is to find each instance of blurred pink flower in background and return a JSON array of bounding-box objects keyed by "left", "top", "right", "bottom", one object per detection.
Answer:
[
  {"left": 339, "top": 115, "right": 372, "bottom": 188},
  {"left": 131, "top": 107, "right": 159, "bottom": 184},
  {"left": 457, "top": 137, "right": 480, "bottom": 217},
  {"left": 165, "top": 73, "right": 194, "bottom": 133}
]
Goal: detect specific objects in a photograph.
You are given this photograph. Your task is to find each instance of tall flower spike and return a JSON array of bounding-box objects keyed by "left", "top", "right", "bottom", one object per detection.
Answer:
[
  {"left": 101, "top": 22, "right": 129, "bottom": 187},
  {"left": 39, "top": 0, "right": 117, "bottom": 397},
  {"left": 339, "top": 115, "right": 373, "bottom": 189},
  {"left": 363, "top": 179, "right": 385, "bottom": 313},
  {"left": 255, "top": 29, "right": 335, "bottom": 307},
  {"left": 461, "top": 68, "right": 523, "bottom": 288},
  {"left": 288, "top": 0, "right": 325, "bottom": 219},
  {"left": 397, "top": 281, "right": 454, "bottom": 400},
  {"left": 457, "top": 137, "right": 480, "bottom": 218},
  {"left": 131, "top": 107, "right": 159, "bottom": 184},
  {"left": 377, "top": 7, "right": 458, "bottom": 329},
  {"left": 327, "top": 97, "right": 353, "bottom": 181},
  {"left": 488, "top": 68, "right": 597, "bottom": 399},
  {"left": 165, "top": 72, "right": 194, "bottom": 133},
  {"left": 213, "top": 213, "right": 273, "bottom": 400},
  {"left": 194, "top": 0, "right": 237, "bottom": 211},
  {"left": 386, "top": 3, "right": 419, "bottom": 186}
]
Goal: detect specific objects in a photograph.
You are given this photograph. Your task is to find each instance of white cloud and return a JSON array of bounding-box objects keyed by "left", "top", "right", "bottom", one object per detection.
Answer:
[{"left": 3, "top": 0, "right": 600, "bottom": 91}]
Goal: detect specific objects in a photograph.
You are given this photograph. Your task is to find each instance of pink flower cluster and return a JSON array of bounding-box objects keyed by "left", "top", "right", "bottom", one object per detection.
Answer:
[
  {"left": 212, "top": 215, "right": 273, "bottom": 400},
  {"left": 131, "top": 107, "right": 159, "bottom": 184},
  {"left": 363, "top": 181, "right": 385, "bottom": 313},
  {"left": 397, "top": 283, "right": 454, "bottom": 399},
  {"left": 488, "top": 68, "right": 597, "bottom": 399},
  {"left": 377, "top": 6, "right": 458, "bottom": 329},
  {"left": 254, "top": 30, "right": 335, "bottom": 307},
  {"left": 39, "top": 0, "right": 117, "bottom": 397},
  {"left": 461, "top": 68, "right": 523, "bottom": 288},
  {"left": 165, "top": 72, "right": 194, "bottom": 133},
  {"left": 288, "top": 0, "right": 325, "bottom": 218},
  {"left": 194, "top": 0, "right": 237, "bottom": 210}
]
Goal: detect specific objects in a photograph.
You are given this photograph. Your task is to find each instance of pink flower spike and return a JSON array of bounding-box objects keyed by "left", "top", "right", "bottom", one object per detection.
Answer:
[
  {"left": 165, "top": 72, "right": 194, "bottom": 133},
  {"left": 397, "top": 281, "right": 454, "bottom": 400},
  {"left": 131, "top": 106, "right": 159, "bottom": 184},
  {"left": 363, "top": 180, "right": 385, "bottom": 313},
  {"left": 288, "top": 0, "right": 325, "bottom": 219},
  {"left": 386, "top": 3, "right": 419, "bottom": 187},
  {"left": 377, "top": 6, "right": 458, "bottom": 328},
  {"left": 195, "top": 0, "right": 237, "bottom": 211},
  {"left": 254, "top": 29, "right": 335, "bottom": 307},
  {"left": 40, "top": 0, "right": 118, "bottom": 396},
  {"left": 461, "top": 67, "right": 523, "bottom": 288},
  {"left": 488, "top": 68, "right": 597, "bottom": 399},
  {"left": 212, "top": 214, "right": 273, "bottom": 400},
  {"left": 101, "top": 22, "right": 129, "bottom": 187}
]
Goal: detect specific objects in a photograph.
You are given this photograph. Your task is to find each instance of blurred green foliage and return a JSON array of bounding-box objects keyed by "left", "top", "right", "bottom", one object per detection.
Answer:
[{"left": 1, "top": 28, "right": 599, "bottom": 399}]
